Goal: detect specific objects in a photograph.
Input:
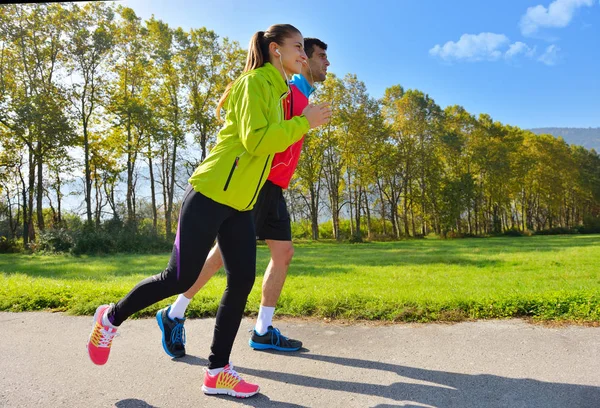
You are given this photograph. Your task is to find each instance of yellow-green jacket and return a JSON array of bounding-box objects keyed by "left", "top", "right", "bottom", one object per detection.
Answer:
[{"left": 189, "top": 63, "right": 310, "bottom": 210}]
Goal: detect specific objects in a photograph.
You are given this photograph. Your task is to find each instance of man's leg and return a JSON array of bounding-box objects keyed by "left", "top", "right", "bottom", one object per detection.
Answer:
[
  {"left": 156, "top": 244, "right": 224, "bottom": 358},
  {"left": 249, "top": 238, "right": 302, "bottom": 351},
  {"left": 170, "top": 245, "right": 224, "bottom": 319},
  {"left": 248, "top": 182, "right": 302, "bottom": 351},
  {"left": 255, "top": 239, "right": 294, "bottom": 331}
]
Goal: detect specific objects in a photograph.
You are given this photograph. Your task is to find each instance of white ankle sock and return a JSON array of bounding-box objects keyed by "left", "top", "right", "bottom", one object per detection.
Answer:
[
  {"left": 255, "top": 306, "right": 275, "bottom": 335},
  {"left": 208, "top": 367, "right": 224, "bottom": 376},
  {"left": 168, "top": 294, "right": 191, "bottom": 320}
]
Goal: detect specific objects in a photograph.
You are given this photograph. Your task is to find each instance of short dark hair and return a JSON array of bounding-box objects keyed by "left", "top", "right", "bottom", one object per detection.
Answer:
[{"left": 304, "top": 38, "right": 328, "bottom": 58}]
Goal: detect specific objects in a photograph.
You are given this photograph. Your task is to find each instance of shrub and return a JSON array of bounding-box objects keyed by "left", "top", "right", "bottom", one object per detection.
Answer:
[
  {"left": 535, "top": 227, "right": 579, "bottom": 235},
  {"left": 502, "top": 227, "right": 524, "bottom": 237},
  {"left": 290, "top": 221, "right": 311, "bottom": 239},
  {"left": 0, "top": 236, "right": 23, "bottom": 253},
  {"left": 580, "top": 215, "right": 600, "bottom": 234},
  {"left": 37, "top": 228, "right": 74, "bottom": 253},
  {"left": 71, "top": 228, "right": 116, "bottom": 255}
]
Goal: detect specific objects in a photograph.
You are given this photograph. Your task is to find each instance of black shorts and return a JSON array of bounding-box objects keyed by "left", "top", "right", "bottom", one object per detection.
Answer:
[{"left": 251, "top": 180, "right": 292, "bottom": 241}]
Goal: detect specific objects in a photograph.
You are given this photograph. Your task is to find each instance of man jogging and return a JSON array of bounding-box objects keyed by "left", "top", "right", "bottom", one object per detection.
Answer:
[{"left": 156, "top": 37, "right": 330, "bottom": 358}]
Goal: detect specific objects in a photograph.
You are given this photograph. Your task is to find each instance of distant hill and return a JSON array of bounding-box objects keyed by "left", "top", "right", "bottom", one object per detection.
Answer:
[{"left": 528, "top": 127, "right": 600, "bottom": 152}]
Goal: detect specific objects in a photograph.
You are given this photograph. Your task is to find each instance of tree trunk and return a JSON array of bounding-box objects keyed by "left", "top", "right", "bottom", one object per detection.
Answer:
[
  {"left": 19, "top": 163, "right": 28, "bottom": 245},
  {"left": 310, "top": 185, "right": 319, "bottom": 240},
  {"left": 4, "top": 187, "right": 15, "bottom": 238},
  {"left": 56, "top": 171, "right": 62, "bottom": 225},
  {"left": 200, "top": 130, "right": 208, "bottom": 162},
  {"left": 395, "top": 203, "right": 402, "bottom": 239},
  {"left": 126, "top": 114, "right": 134, "bottom": 223},
  {"left": 36, "top": 142, "right": 44, "bottom": 232},
  {"left": 474, "top": 197, "right": 479, "bottom": 235},
  {"left": 83, "top": 115, "right": 92, "bottom": 225},
  {"left": 409, "top": 182, "right": 416, "bottom": 236},
  {"left": 28, "top": 148, "right": 36, "bottom": 243},
  {"left": 95, "top": 171, "right": 101, "bottom": 228},
  {"left": 521, "top": 189, "right": 526, "bottom": 231},
  {"left": 148, "top": 153, "right": 157, "bottom": 234},
  {"left": 161, "top": 150, "right": 169, "bottom": 237},
  {"left": 364, "top": 190, "right": 372, "bottom": 239},
  {"left": 166, "top": 141, "right": 177, "bottom": 239},
  {"left": 347, "top": 171, "right": 354, "bottom": 237},
  {"left": 402, "top": 183, "right": 410, "bottom": 236},
  {"left": 387, "top": 184, "right": 399, "bottom": 238},
  {"left": 376, "top": 179, "right": 386, "bottom": 236},
  {"left": 421, "top": 176, "right": 426, "bottom": 236},
  {"left": 354, "top": 186, "right": 362, "bottom": 241},
  {"left": 332, "top": 210, "right": 340, "bottom": 240}
]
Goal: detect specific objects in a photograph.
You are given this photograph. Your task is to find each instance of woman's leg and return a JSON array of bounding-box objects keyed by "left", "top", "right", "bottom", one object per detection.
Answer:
[
  {"left": 108, "top": 188, "right": 232, "bottom": 326},
  {"left": 208, "top": 210, "right": 256, "bottom": 369}
]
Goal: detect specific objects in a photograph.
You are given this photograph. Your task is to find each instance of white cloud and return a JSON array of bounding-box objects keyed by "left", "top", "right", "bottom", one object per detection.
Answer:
[
  {"left": 429, "top": 33, "right": 509, "bottom": 61},
  {"left": 520, "top": 0, "right": 595, "bottom": 36},
  {"left": 505, "top": 42, "right": 537, "bottom": 58},
  {"left": 538, "top": 44, "right": 561, "bottom": 65}
]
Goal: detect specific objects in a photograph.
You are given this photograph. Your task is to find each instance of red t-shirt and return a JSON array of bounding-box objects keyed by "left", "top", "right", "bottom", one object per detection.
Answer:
[{"left": 267, "top": 75, "right": 313, "bottom": 189}]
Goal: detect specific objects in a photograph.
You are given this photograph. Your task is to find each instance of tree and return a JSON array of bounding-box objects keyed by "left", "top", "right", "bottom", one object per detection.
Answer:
[
  {"left": 292, "top": 125, "right": 326, "bottom": 240},
  {"left": 66, "top": 1, "right": 115, "bottom": 225},
  {"left": 0, "top": 3, "right": 75, "bottom": 243},
  {"left": 146, "top": 17, "right": 186, "bottom": 238},
  {"left": 318, "top": 74, "right": 347, "bottom": 240},
  {"left": 175, "top": 28, "right": 244, "bottom": 162},
  {"left": 337, "top": 74, "right": 372, "bottom": 241},
  {"left": 108, "top": 6, "right": 151, "bottom": 224}
]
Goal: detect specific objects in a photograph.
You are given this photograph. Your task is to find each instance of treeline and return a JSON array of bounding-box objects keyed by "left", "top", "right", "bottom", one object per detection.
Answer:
[
  {"left": 1, "top": 3, "right": 599, "bottom": 253},
  {"left": 286, "top": 80, "right": 600, "bottom": 241}
]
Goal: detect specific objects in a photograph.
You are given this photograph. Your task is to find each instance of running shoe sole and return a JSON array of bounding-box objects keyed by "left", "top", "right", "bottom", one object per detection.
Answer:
[
  {"left": 201, "top": 385, "right": 260, "bottom": 398},
  {"left": 248, "top": 339, "right": 301, "bottom": 352}
]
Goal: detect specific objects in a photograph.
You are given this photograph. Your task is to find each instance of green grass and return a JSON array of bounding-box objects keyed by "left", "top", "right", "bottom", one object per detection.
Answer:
[{"left": 1, "top": 235, "right": 599, "bottom": 322}]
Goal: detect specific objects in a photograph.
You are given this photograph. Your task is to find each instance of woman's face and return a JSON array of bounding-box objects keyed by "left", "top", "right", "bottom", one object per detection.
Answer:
[{"left": 274, "top": 32, "right": 307, "bottom": 75}]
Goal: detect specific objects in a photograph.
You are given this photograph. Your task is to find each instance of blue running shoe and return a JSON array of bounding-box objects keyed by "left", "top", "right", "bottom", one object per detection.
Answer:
[
  {"left": 156, "top": 306, "right": 186, "bottom": 358},
  {"left": 249, "top": 326, "right": 302, "bottom": 352}
]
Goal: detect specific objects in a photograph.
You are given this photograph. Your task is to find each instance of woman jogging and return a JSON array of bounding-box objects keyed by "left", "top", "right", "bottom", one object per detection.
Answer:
[{"left": 86, "top": 24, "right": 331, "bottom": 399}]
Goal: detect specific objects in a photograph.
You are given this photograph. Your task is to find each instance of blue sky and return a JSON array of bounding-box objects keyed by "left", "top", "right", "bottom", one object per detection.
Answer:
[{"left": 119, "top": 0, "right": 600, "bottom": 129}]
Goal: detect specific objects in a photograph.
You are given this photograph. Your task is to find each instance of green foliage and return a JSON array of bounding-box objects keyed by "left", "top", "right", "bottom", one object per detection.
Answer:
[
  {"left": 1, "top": 235, "right": 600, "bottom": 323},
  {"left": 502, "top": 227, "right": 529, "bottom": 237},
  {"left": 1, "top": 2, "right": 600, "bottom": 257},
  {"left": 290, "top": 220, "right": 311, "bottom": 240},
  {"left": 534, "top": 227, "right": 579, "bottom": 235},
  {"left": 0, "top": 237, "right": 23, "bottom": 254},
  {"left": 71, "top": 221, "right": 172, "bottom": 255},
  {"left": 581, "top": 215, "right": 600, "bottom": 234},
  {"left": 37, "top": 228, "right": 74, "bottom": 253},
  {"left": 27, "top": 219, "right": 173, "bottom": 255},
  {"left": 318, "top": 219, "right": 362, "bottom": 240},
  {"left": 71, "top": 228, "right": 115, "bottom": 255}
]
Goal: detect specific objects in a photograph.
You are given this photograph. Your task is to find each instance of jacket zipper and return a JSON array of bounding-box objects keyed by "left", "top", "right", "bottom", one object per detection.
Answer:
[
  {"left": 278, "top": 91, "right": 288, "bottom": 122},
  {"left": 244, "top": 154, "right": 270, "bottom": 209},
  {"left": 240, "top": 91, "right": 286, "bottom": 207},
  {"left": 223, "top": 156, "right": 239, "bottom": 191},
  {"left": 288, "top": 89, "right": 294, "bottom": 120}
]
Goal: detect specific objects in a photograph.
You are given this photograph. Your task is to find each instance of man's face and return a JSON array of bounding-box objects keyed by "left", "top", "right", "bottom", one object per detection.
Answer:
[{"left": 304, "top": 45, "right": 330, "bottom": 83}]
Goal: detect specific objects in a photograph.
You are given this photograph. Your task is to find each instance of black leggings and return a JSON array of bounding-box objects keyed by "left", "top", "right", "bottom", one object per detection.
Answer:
[{"left": 108, "top": 185, "right": 256, "bottom": 368}]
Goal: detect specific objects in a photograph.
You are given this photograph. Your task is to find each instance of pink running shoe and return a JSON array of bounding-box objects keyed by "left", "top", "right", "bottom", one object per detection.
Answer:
[
  {"left": 87, "top": 304, "right": 118, "bottom": 365},
  {"left": 202, "top": 363, "right": 260, "bottom": 398}
]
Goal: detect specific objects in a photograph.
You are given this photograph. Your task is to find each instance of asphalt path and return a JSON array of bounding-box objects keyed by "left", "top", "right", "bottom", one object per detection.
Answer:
[{"left": 1, "top": 312, "right": 599, "bottom": 407}]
